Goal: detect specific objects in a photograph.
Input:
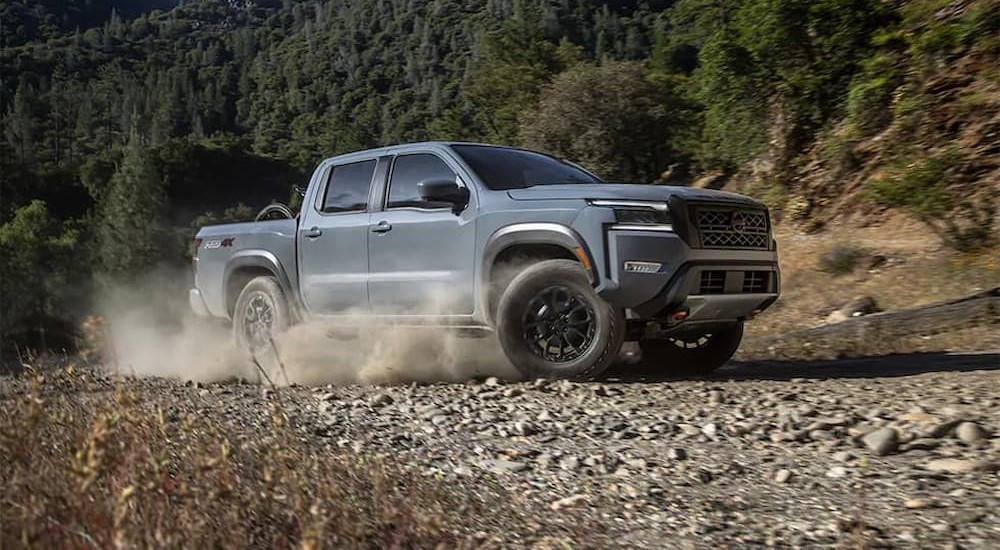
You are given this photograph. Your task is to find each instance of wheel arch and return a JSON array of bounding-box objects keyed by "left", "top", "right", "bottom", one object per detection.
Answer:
[
  {"left": 480, "top": 223, "right": 598, "bottom": 326},
  {"left": 223, "top": 251, "right": 297, "bottom": 320}
]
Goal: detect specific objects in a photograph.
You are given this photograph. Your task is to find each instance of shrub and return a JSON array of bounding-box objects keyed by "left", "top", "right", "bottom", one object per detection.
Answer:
[
  {"left": 818, "top": 243, "right": 867, "bottom": 275},
  {"left": 869, "top": 152, "right": 955, "bottom": 220}
]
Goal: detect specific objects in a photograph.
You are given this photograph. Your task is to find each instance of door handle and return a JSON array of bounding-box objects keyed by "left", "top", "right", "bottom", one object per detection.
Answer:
[
  {"left": 371, "top": 221, "right": 392, "bottom": 233},
  {"left": 304, "top": 226, "right": 322, "bottom": 238}
]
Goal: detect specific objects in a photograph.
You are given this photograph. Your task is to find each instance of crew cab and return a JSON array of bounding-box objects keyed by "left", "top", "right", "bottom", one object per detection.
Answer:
[{"left": 191, "top": 142, "right": 779, "bottom": 380}]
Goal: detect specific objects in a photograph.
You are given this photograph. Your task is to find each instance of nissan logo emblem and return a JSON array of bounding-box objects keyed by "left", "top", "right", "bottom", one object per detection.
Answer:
[{"left": 731, "top": 212, "right": 746, "bottom": 233}]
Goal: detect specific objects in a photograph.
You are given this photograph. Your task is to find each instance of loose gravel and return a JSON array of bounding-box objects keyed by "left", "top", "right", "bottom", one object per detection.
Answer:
[{"left": 4, "top": 351, "right": 998, "bottom": 547}]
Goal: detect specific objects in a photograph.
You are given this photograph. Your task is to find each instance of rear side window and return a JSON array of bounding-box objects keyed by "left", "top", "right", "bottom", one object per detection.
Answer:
[
  {"left": 387, "top": 154, "right": 456, "bottom": 208},
  {"left": 322, "top": 160, "right": 376, "bottom": 213}
]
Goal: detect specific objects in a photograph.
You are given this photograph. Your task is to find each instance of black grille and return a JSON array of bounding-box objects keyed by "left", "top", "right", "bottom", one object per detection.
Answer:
[
  {"left": 742, "top": 271, "right": 770, "bottom": 293},
  {"left": 693, "top": 208, "right": 770, "bottom": 249},
  {"left": 699, "top": 270, "right": 727, "bottom": 294}
]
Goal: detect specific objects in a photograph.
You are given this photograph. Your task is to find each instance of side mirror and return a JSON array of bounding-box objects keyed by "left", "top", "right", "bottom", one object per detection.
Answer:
[
  {"left": 417, "top": 179, "right": 470, "bottom": 208},
  {"left": 294, "top": 185, "right": 308, "bottom": 198}
]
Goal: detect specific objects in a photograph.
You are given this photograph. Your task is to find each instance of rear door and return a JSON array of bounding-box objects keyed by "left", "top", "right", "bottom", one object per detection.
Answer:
[
  {"left": 368, "top": 152, "right": 478, "bottom": 315},
  {"left": 297, "top": 158, "right": 382, "bottom": 314}
]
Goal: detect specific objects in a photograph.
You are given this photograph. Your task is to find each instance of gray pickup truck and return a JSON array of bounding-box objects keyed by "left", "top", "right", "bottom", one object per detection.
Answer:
[{"left": 191, "top": 142, "right": 779, "bottom": 379}]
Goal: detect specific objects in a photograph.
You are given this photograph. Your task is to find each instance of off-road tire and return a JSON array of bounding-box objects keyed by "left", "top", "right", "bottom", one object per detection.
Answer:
[
  {"left": 496, "top": 259, "right": 624, "bottom": 380},
  {"left": 638, "top": 322, "right": 744, "bottom": 375},
  {"left": 232, "top": 275, "right": 291, "bottom": 383}
]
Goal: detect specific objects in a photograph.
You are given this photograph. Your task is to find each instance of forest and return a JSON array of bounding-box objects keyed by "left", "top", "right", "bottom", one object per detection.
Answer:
[{"left": 2, "top": 0, "right": 997, "bottom": 351}]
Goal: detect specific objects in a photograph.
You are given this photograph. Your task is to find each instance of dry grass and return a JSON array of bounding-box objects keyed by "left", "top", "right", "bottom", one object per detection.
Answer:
[
  {"left": 748, "top": 217, "right": 1000, "bottom": 339},
  {"left": 739, "top": 216, "right": 1000, "bottom": 359},
  {"left": 0, "top": 365, "right": 550, "bottom": 548}
]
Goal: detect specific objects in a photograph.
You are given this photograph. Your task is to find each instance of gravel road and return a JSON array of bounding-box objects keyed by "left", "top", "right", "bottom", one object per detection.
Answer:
[{"left": 6, "top": 351, "right": 999, "bottom": 547}]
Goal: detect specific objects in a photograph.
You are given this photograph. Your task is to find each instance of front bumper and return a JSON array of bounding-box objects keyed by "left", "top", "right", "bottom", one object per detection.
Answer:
[
  {"left": 596, "top": 228, "right": 779, "bottom": 322},
  {"left": 189, "top": 288, "right": 211, "bottom": 318}
]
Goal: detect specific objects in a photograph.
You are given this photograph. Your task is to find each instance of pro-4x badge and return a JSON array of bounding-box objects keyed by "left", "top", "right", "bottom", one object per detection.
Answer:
[{"left": 204, "top": 237, "right": 235, "bottom": 249}]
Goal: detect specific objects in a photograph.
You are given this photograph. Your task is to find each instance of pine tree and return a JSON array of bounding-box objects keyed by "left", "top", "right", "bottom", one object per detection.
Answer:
[{"left": 95, "top": 133, "right": 168, "bottom": 280}]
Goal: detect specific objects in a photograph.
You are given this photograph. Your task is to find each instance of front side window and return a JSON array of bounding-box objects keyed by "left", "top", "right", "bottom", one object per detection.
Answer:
[
  {"left": 322, "top": 160, "right": 376, "bottom": 213},
  {"left": 387, "top": 154, "right": 456, "bottom": 208}
]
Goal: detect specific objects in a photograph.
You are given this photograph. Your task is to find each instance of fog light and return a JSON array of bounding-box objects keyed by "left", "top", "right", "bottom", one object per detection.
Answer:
[
  {"left": 671, "top": 310, "right": 689, "bottom": 322},
  {"left": 624, "top": 261, "right": 663, "bottom": 274}
]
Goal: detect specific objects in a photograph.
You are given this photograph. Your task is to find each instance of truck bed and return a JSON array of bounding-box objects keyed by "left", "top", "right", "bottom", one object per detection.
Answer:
[{"left": 195, "top": 219, "right": 298, "bottom": 318}]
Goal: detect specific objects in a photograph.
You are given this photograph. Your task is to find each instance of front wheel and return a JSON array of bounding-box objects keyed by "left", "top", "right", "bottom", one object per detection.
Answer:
[
  {"left": 232, "top": 276, "right": 291, "bottom": 383},
  {"left": 495, "top": 259, "right": 624, "bottom": 380},
  {"left": 638, "top": 322, "right": 743, "bottom": 375}
]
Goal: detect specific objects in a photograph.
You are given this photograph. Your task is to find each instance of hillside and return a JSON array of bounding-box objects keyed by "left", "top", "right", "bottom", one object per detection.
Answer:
[{"left": 1, "top": 0, "right": 998, "bottom": 349}]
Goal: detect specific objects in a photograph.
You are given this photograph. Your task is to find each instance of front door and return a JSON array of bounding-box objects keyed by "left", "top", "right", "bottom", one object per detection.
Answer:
[
  {"left": 298, "top": 158, "right": 379, "bottom": 314},
  {"left": 368, "top": 152, "right": 477, "bottom": 315}
]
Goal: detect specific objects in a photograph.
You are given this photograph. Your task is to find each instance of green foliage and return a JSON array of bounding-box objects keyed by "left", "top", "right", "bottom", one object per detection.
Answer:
[
  {"left": 430, "top": 9, "right": 566, "bottom": 145},
  {"left": 191, "top": 203, "right": 255, "bottom": 229},
  {"left": 868, "top": 149, "right": 994, "bottom": 252},
  {"left": 869, "top": 152, "right": 955, "bottom": 220},
  {"left": 903, "top": 0, "right": 1000, "bottom": 71},
  {"left": 676, "top": 0, "right": 892, "bottom": 167},
  {"left": 846, "top": 53, "right": 901, "bottom": 136},
  {"left": 519, "top": 61, "right": 692, "bottom": 182},
  {"left": 693, "top": 31, "right": 769, "bottom": 168},
  {"left": 94, "top": 134, "right": 172, "bottom": 280},
  {"left": 0, "top": 201, "right": 84, "bottom": 347}
]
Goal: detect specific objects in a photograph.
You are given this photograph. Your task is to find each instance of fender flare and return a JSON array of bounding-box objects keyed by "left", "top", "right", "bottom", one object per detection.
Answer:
[
  {"left": 479, "top": 223, "right": 598, "bottom": 325},
  {"left": 223, "top": 250, "right": 302, "bottom": 320}
]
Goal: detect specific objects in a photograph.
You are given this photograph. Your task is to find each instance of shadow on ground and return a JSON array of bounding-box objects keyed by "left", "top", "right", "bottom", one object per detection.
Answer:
[{"left": 603, "top": 351, "right": 1000, "bottom": 383}]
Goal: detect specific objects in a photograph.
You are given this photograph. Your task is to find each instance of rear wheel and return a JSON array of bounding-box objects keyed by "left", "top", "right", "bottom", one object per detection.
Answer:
[
  {"left": 232, "top": 276, "right": 291, "bottom": 383},
  {"left": 496, "top": 259, "right": 624, "bottom": 380},
  {"left": 638, "top": 322, "right": 743, "bottom": 375}
]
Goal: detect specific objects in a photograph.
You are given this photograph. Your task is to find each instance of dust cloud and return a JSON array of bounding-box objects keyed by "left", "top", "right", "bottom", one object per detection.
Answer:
[{"left": 98, "top": 270, "right": 518, "bottom": 385}]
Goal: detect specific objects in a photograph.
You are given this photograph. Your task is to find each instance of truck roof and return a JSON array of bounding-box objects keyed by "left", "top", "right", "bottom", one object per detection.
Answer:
[{"left": 319, "top": 141, "right": 519, "bottom": 165}]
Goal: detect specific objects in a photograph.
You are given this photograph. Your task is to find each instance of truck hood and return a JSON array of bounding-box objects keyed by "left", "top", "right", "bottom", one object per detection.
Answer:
[{"left": 506, "top": 183, "right": 763, "bottom": 206}]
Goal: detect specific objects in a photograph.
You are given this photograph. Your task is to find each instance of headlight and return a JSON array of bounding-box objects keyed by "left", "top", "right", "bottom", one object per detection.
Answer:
[{"left": 590, "top": 200, "right": 673, "bottom": 231}]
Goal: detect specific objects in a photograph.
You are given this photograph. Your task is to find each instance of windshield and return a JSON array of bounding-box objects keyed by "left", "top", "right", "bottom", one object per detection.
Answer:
[{"left": 451, "top": 145, "right": 602, "bottom": 190}]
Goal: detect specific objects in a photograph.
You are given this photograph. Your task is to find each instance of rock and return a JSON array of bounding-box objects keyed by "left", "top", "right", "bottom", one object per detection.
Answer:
[
  {"left": 625, "top": 458, "right": 648, "bottom": 470},
  {"left": 709, "top": 390, "right": 724, "bottom": 405},
  {"left": 832, "top": 450, "right": 854, "bottom": 463},
  {"left": 418, "top": 406, "right": 445, "bottom": 420},
  {"left": 826, "top": 466, "right": 848, "bottom": 478},
  {"left": 559, "top": 456, "right": 580, "bottom": 471},
  {"left": 483, "top": 376, "right": 501, "bottom": 387},
  {"left": 867, "top": 255, "right": 888, "bottom": 270},
  {"left": 924, "top": 458, "right": 978, "bottom": 474},
  {"left": 678, "top": 424, "right": 701, "bottom": 436},
  {"left": 512, "top": 421, "right": 538, "bottom": 437},
  {"left": 928, "top": 420, "right": 961, "bottom": 438},
  {"left": 370, "top": 392, "right": 393, "bottom": 407},
  {"left": 594, "top": 385, "right": 622, "bottom": 397},
  {"left": 904, "top": 498, "right": 932, "bottom": 510},
  {"left": 482, "top": 458, "right": 529, "bottom": 474},
  {"left": 861, "top": 427, "right": 899, "bottom": 456},
  {"left": 667, "top": 448, "right": 688, "bottom": 461},
  {"left": 955, "top": 422, "right": 986, "bottom": 443},
  {"left": 902, "top": 438, "right": 940, "bottom": 452},
  {"left": 898, "top": 411, "right": 937, "bottom": 424},
  {"left": 550, "top": 494, "right": 589, "bottom": 510},
  {"left": 701, "top": 423, "right": 718, "bottom": 437},
  {"left": 826, "top": 296, "right": 880, "bottom": 324},
  {"left": 502, "top": 387, "right": 523, "bottom": 398},
  {"left": 774, "top": 469, "right": 792, "bottom": 483}
]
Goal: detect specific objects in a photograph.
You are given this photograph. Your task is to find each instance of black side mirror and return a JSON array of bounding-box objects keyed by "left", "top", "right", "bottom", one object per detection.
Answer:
[{"left": 417, "top": 179, "right": 470, "bottom": 209}]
